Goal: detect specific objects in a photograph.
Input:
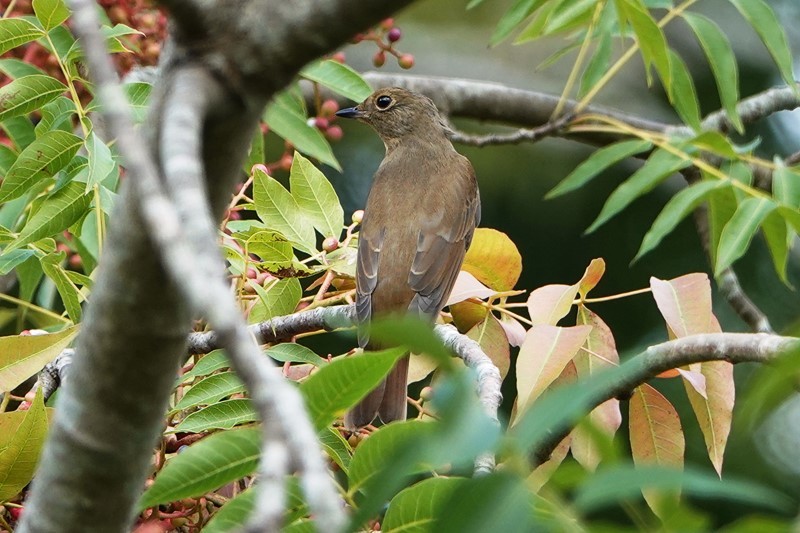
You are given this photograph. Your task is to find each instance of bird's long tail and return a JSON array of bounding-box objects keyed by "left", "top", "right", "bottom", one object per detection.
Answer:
[{"left": 345, "top": 353, "right": 409, "bottom": 429}]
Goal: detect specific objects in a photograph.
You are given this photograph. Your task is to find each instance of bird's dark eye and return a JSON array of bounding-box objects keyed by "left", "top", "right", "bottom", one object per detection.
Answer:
[{"left": 376, "top": 95, "right": 393, "bottom": 109}]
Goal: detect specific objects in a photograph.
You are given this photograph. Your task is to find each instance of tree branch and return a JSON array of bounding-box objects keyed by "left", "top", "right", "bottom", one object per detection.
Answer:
[{"left": 532, "top": 332, "right": 800, "bottom": 465}]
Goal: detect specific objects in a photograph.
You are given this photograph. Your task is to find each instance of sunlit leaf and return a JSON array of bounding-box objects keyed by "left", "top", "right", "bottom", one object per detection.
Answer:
[
  {"left": 252, "top": 168, "right": 316, "bottom": 253},
  {"left": 175, "top": 399, "right": 258, "bottom": 433},
  {"left": 173, "top": 372, "right": 246, "bottom": 412},
  {"left": 0, "top": 326, "right": 76, "bottom": 393},
  {"left": 0, "top": 19, "right": 45, "bottom": 55},
  {"left": 300, "top": 59, "right": 372, "bottom": 102},
  {"left": 32, "top": 0, "right": 69, "bottom": 31},
  {"left": 0, "top": 75, "right": 67, "bottom": 122},
  {"left": 526, "top": 283, "right": 578, "bottom": 326},
  {"left": 446, "top": 270, "right": 496, "bottom": 306},
  {"left": 289, "top": 151, "right": 344, "bottom": 239},
  {"left": 249, "top": 278, "right": 301, "bottom": 324},
  {"left": 650, "top": 273, "right": 712, "bottom": 337},
  {"left": 41, "top": 252, "right": 82, "bottom": 322},
  {"left": 466, "top": 314, "right": 510, "bottom": 379},
  {"left": 0, "top": 388, "right": 47, "bottom": 502},
  {"left": 462, "top": 228, "right": 522, "bottom": 291},
  {"left": 577, "top": 258, "right": 605, "bottom": 298}
]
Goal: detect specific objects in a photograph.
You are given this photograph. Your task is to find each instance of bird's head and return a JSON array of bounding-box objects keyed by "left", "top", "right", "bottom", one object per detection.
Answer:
[{"left": 336, "top": 87, "right": 449, "bottom": 143}]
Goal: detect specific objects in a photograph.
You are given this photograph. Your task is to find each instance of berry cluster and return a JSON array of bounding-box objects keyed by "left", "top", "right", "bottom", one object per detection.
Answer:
[{"left": 351, "top": 18, "right": 415, "bottom": 69}]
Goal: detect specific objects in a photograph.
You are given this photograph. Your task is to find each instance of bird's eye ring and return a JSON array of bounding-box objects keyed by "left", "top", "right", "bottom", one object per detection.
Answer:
[{"left": 376, "top": 95, "right": 393, "bottom": 110}]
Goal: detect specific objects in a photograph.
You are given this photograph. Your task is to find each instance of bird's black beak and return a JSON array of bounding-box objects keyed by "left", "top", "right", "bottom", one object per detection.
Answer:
[{"left": 335, "top": 106, "right": 364, "bottom": 119}]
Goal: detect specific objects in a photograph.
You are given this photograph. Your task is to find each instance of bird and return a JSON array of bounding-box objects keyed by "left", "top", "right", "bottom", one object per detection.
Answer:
[{"left": 336, "top": 87, "right": 481, "bottom": 429}]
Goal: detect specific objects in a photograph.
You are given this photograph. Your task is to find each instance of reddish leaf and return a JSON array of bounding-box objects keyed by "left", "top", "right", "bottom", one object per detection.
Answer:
[
  {"left": 676, "top": 367, "right": 706, "bottom": 399},
  {"left": 650, "top": 273, "right": 712, "bottom": 337},
  {"left": 572, "top": 307, "right": 622, "bottom": 470},
  {"left": 446, "top": 271, "right": 496, "bottom": 306},
  {"left": 577, "top": 258, "right": 606, "bottom": 298},
  {"left": 499, "top": 315, "right": 526, "bottom": 347},
  {"left": 516, "top": 324, "right": 592, "bottom": 413},
  {"left": 463, "top": 228, "right": 522, "bottom": 291},
  {"left": 684, "top": 360, "right": 734, "bottom": 477},
  {"left": 466, "top": 314, "right": 511, "bottom": 379},
  {"left": 629, "top": 383, "right": 684, "bottom": 517},
  {"left": 526, "top": 284, "right": 579, "bottom": 326}
]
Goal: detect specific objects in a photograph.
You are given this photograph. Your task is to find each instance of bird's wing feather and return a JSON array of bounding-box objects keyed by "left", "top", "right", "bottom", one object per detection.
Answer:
[
  {"left": 408, "top": 166, "right": 480, "bottom": 317},
  {"left": 356, "top": 226, "right": 385, "bottom": 347}
]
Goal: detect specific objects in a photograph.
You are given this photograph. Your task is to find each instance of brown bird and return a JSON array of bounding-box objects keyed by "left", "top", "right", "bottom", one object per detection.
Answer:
[{"left": 336, "top": 87, "right": 481, "bottom": 428}]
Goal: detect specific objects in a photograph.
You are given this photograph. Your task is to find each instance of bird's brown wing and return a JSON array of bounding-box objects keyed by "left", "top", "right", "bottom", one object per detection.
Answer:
[
  {"left": 355, "top": 226, "right": 384, "bottom": 348},
  {"left": 408, "top": 169, "right": 481, "bottom": 317}
]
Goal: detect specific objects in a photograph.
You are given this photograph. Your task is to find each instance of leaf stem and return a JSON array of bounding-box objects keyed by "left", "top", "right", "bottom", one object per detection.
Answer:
[{"left": 0, "top": 292, "right": 71, "bottom": 323}]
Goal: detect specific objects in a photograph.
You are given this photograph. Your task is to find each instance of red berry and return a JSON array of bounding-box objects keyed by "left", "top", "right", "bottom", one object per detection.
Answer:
[
  {"left": 320, "top": 99, "right": 339, "bottom": 117},
  {"left": 322, "top": 236, "right": 340, "bottom": 252},
  {"left": 398, "top": 54, "right": 415, "bottom": 69},
  {"left": 314, "top": 117, "right": 329, "bottom": 130},
  {"left": 68, "top": 253, "right": 82, "bottom": 269},
  {"left": 9, "top": 506, "right": 23, "bottom": 521},
  {"left": 325, "top": 125, "right": 343, "bottom": 142},
  {"left": 380, "top": 18, "right": 394, "bottom": 30},
  {"left": 387, "top": 28, "right": 401, "bottom": 42},
  {"left": 372, "top": 51, "right": 386, "bottom": 68},
  {"left": 331, "top": 51, "right": 346, "bottom": 63},
  {"left": 279, "top": 153, "right": 293, "bottom": 171}
]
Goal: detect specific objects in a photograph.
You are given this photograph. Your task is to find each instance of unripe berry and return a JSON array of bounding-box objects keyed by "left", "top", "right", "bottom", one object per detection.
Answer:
[
  {"left": 420, "top": 386, "right": 433, "bottom": 401},
  {"left": 325, "top": 125, "right": 343, "bottom": 142},
  {"left": 251, "top": 163, "right": 269, "bottom": 175},
  {"left": 387, "top": 28, "right": 401, "bottom": 42},
  {"left": 398, "top": 54, "right": 415, "bottom": 69},
  {"left": 322, "top": 236, "right": 340, "bottom": 252},
  {"left": 351, "top": 209, "right": 364, "bottom": 224},
  {"left": 347, "top": 434, "right": 360, "bottom": 448},
  {"left": 279, "top": 153, "right": 293, "bottom": 171},
  {"left": 372, "top": 51, "right": 386, "bottom": 68}
]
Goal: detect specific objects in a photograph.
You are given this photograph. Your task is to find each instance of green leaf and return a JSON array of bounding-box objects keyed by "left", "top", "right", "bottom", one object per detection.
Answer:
[
  {"left": 615, "top": 0, "right": 671, "bottom": 88},
  {"left": 368, "top": 316, "right": 452, "bottom": 364},
  {"left": 202, "top": 488, "right": 256, "bottom": 533},
  {"left": 434, "top": 473, "right": 538, "bottom": 533},
  {"left": 265, "top": 343, "right": 328, "bottom": 367},
  {"left": 587, "top": 148, "right": 690, "bottom": 233},
  {"left": 0, "top": 388, "right": 48, "bottom": 502},
  {"left": 252, "top": 168, "right": 316, "bottom": 253},
  {"left": 729, "top": 0, "right": 795, "bottom": 88},
  {"left": 172, "top": 372, "right": 246, "bottom": 412},
  {"left": 682, "top": 12, "right": 742, "bottom": 133},
  {"left": 547, "top": 139, "right": 652, "bottom": 198},
  {"left": 34, "top": 95, "right": 76, "bottom": 136},
  {"left": 180, "top": 349, "right": 230, "bottom": 383},
  {"left": 2, "top": 116, "right": 35, "bottom": 150},
  {"left": 301, "top": 59, "right": 372, "bottom": 102},
  {"left": 249, "top": 278, "right": 301, "bottom": 324},
  {"left": 579, "top": 31, "right": 612, "bottom": 98},
  {"left": 773, "top": 162, "right": 800, "bottom": 209},
  {"left": 0, "top": 325, "right": 77, "bottom": 393},
  {"left": 264, "top": 91, "right": 339, "bottom": 170},
  {"left": 299, "top": 348, "right": 407, "bottom": 431},
  {"left": 0, "top": 75, "right": 67, "bottom": 122},
  {"left": 41, "top": 252, "right": 82, "bottom": 322},
  {"left": 0, "top": 130, "right": 82, "bottom": 203},
  {"left": 542, "top": 0, "right": 596, "bottom": 36},
  {"left": 81, "top": 131, "right": 117, "bottom": 191},
  {"left": 32, "top": 0, "right": 70, "bottom": 31},
  {"left": 666, "top": 50, "right": 700, "bottom": 131},
  {"left": 0, "top": 19, "right": 45, "bottom": 55},
  {"left": 490, "top": 0, "right": 549, "bottom": 45},
  {"left": 761, "top": 210, "right": 790, "bottom": 285},
  {"left": 383, "top": 477, "right": 468, "bottom": 532},
  {"left": 290, "top": 152, "right": 344, "bottom": 239},
  {"left": 715, "top": 197, "right": 776, "bottom": 275},
  {"left": 123, "top": 81, "right": 152, "bottom": 124},
  {"left": 0, "top": 58, "right": 46, "bottom": 79},
  {"left": 707, "top": 182, "right": 738, "bottom": 266},
  {"left": 574, "top": 464, "right": 792, "bottom": 514},
  {"left": 174, "top": 399, "right": 257, "bottom": 433},
  {"left": 635, "top": 180, "right": 725, "bottom": 261},
  {"left": 6, "top": 180, "right": 92, "bottom": 253},
  {"left": 319, "top": 425, "right": 351, "bottom": 473},
  {"left": 0, "top": 249, "right": 35, "bottom": 275},
  {"left": 138, "top": 428, "right": 260, "bottom": 509}
]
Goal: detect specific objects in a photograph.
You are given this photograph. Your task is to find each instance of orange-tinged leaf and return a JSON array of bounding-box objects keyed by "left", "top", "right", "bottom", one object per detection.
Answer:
[
  {"left": 499, "top": 315, "right": 526, "bottom": 347},
  {"left": 529, "top": 435, "right": 571, "bottom": 491},
  {"left": 530, "top": 362, "right": 577, "bottom": 489},
  {"left": 676, "top": 367, "right": 706, "bottom": 399},
  {"left": 463, "top": 228, "right": 522, "bottom": 291},
  {"left": 466, "top": 314, "right": 511, "bottom": 379},
  {"left": 446, "top": 271, "right": 496, "bottom": 306},
  {"left": 449, "top": 300, "right": 489, "bottom": 332},
  {"left": 577, "top": 258, "right": 606, "bottom": 298},
  {"left": 527, "top": 284, "right": 579, "bottom": 326},
  {"left": 656, "top": 369, "right": 680, "bottom": 378},
  {"left": 684, "top": 360, "right": 734, "bottom": 477},
  {"left": 650, "top": 274, "right": 712, "bottom": 337},
  {"left": 516, "top": 324, "right": 592, "bottom": 413},
  {"left": 573, "top": 307, "right": 621, "bottom": 470},
  {"left": 629, "top": 383, "right": 684, "bottom": 518}
]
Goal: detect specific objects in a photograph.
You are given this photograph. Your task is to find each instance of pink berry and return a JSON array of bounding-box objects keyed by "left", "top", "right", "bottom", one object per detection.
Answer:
[
  {"left": 325, "top": 125, "right": 343, "bottom": 142},
  {"left": 372, "top": 51, "right": 386, "bottom": 68},
  {"left": 387, "top": 28, "right": 401, "bottom": 42},
  {"left": 322, "top": 236, "right": 340, "bottom": 252},
  {"left": 398, "top": 54, "right": 415, "bottom": 69},
  {"left": 314, "top": 117, "right": 329, "bottom": 130},
  {"left": 320, "top": 99, "right": 339, "bottom": 117}
]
